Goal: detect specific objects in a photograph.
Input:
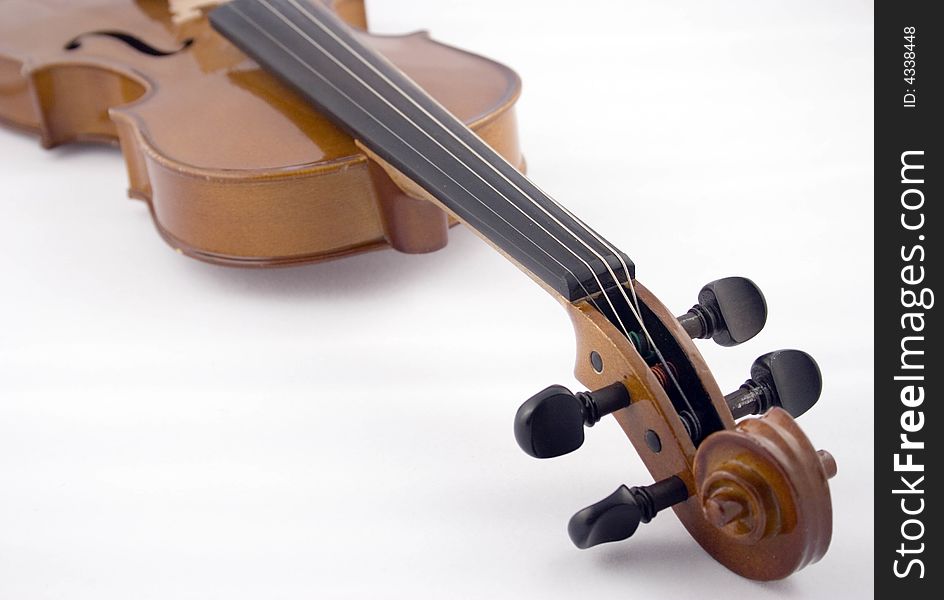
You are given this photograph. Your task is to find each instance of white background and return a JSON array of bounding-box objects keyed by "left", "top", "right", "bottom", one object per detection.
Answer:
[{"left": 0, "top": 1, "right": 873, "bottom": 598}]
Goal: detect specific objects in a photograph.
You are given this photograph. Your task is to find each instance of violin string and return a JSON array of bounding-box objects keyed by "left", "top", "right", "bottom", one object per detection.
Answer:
[
  {"left": 535, "top": 197, "right": 691, "bottom": 415},
  {"left": 249, "top": 0, "right": 694, "bottom": 415},
  {"left": 235, "top": 0, "right": 693, "bottom": 415},
  {"left": 225, "top": 2, "right": 606, "bottom": 319},
  {"left": 274, "top": 0, "right": 693, "bottom": 414},
  {"left": 246, "top": 0, "right": 636, "bottom": 345}
]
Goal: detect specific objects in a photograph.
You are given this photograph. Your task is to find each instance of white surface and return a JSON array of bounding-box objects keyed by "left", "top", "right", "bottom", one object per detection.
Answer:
[{"left": 0, "top": 1, "right": 873, "bottom": 598}]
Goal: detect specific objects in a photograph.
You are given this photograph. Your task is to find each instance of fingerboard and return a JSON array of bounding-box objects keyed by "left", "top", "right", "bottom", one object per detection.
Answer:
[{"left": 211, "top": 0, "right": 634, "bottom": 301}]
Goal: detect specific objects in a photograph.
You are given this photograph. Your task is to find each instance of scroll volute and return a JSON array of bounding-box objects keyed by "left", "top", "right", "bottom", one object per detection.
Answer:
[{"left": 563, "top": 282, "right": 835, "bottom": 580}]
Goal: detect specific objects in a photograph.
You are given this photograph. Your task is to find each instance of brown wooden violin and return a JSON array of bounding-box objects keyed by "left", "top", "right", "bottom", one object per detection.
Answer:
[
  {"left": 0, "top": 0, "right": 521, "bottom": 263},
  {"left": 0, "top": 0, "right": 835, "bottom": 581}
]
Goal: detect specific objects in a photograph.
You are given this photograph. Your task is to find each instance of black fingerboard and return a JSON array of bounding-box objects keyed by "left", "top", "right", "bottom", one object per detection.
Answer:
[{"left": 211, "top": 0, "right": 634, "bottom": 301}]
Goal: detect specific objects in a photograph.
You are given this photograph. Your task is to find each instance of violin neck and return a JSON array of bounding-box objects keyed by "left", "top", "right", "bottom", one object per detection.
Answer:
[{"left": 211, "top": 0, "right": 633, "bottom": 302}]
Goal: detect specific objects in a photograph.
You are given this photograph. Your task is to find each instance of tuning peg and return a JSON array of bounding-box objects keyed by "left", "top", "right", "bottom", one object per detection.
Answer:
[
  {"left": 676, "top": 277, "right": 767, "bottom": 347},
  {"left": 725, "top": 350, "right": 823, "bottom": 419},
  {"left": 513, "top": 383, "right": 630, "bottom": 459},
  {"left": 568, "top": 476, "right": 689, "bottom": 549}
]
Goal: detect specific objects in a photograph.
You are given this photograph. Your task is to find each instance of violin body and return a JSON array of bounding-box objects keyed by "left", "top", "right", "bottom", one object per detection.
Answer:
[{"left": 0, "top": 0, "right": 523, "bottom": 265}]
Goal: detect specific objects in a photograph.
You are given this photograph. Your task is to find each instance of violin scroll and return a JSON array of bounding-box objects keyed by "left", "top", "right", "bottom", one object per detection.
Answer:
[
  {"left": 513, "top": 276, "right": 835, "bottom": 580},
  {"left": 694, "top": 408, "right": 835, "bottom": 580}
]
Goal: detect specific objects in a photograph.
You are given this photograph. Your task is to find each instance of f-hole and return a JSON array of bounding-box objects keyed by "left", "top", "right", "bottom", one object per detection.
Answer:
[{"left": 64, "top": 31, "right": 194, "bottom": 57}]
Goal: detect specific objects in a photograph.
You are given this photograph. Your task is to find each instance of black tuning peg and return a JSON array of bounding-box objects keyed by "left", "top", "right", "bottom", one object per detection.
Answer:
[
  {"left": 677, "top": 277, "right": 767, "bottom": 347},
  {"left": 568, "top": 476, "right": 690, "bottom": 549},
  {"left": 513, "top": 383, "right": 630, "bottom": 459},
  {"left": 725, "top": 349, "right": 823, "bottom": 419}
]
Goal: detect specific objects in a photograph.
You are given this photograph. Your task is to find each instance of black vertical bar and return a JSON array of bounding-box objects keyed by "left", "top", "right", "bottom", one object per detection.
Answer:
[{"left": 875, "top": 0, "right": 939, "bottom": 596}]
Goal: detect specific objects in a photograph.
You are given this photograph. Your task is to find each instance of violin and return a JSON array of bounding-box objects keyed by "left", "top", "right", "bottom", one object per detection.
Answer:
[{"left": 0, "top": 0, "right": 835, "bottom": 582}]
